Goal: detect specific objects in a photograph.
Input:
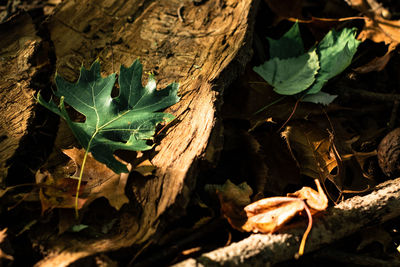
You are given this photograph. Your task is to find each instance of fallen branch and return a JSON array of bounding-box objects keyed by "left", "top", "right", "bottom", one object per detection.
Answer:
[{"left": 173, "top": 177, "right": 400, "bottom": 266}]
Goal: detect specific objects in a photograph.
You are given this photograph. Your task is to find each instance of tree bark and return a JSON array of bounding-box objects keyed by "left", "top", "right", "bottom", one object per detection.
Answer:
[{"left": 0, "top": 13, "right": 55, "bottom": 185}]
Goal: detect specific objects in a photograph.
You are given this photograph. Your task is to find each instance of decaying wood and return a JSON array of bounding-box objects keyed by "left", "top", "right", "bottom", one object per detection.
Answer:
[
  {"left": 35, "top": 0, "right": 259, "bottom": 266},
  {"left": 173, "top": 177, "right": 400, "bottom": 266},
  {"left": 0, "top": 13, "right": 52, "bottom": 184}
]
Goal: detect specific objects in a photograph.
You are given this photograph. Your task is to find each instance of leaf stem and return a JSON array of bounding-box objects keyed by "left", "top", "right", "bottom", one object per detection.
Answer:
[
  {"left": 296, "top": 202, "right": 313, "bottom": 258},
  {"left": 253, "top": 96, "right": 286, "bottom": 115},
  {"left": 75, "top": 147, "right": 89, "bottom": 218},
  {"left": 74, "top": 134, "right": 96, "bottom": 218},
  {"left": 277, "top": 97, "right": 301, "bottom": 133}
]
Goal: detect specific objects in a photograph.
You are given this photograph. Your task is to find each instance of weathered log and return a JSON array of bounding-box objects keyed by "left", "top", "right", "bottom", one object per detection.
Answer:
[
  {"left": 0, "top": 13, "right": 55, "bottom": 185},
  {"left": 35, "top": 0, "right": 259, "bottom": 265},
  {"left": 173, "top": 177, "right": 400, "bottom": 266}
]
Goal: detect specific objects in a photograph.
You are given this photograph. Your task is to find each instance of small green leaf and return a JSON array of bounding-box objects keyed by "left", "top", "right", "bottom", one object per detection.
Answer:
[
  {"left": 307, "top": 28, "right": 360, "bottom": 94},
  {"left": 38, "top": 59, "right": 180, "bottom": 173},
  {"left": 267, "top": 22, "right": 304, "bottom": 59},
  {"left": 254, "top": 50, "right": 320, "bottom": 95},
  {"left": 301, "top": 91, "right": 337, "bottom": 105},
  {"left": 70, "top": 224, "right": 89, "bottom": 232}
]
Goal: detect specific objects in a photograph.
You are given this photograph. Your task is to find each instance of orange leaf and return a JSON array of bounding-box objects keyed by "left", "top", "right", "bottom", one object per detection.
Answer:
[
  {"left": 240, "top": 179, "right": 328, "bottom": 257},
  {"left": 242, "top": 197, "right": 305, "bottom": 233},
  {"left": 346, "top": 0, "right": 400, "bottom": 45},
  {"left": 288, "top": 179, "right": 328, "bottom": 211}
]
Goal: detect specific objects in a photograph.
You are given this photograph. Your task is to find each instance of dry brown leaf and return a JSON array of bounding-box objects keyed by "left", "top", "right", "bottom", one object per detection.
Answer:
[
  {"left": 209, "top": 179, "right": 253, "bottom": 207},
  {"left": 242, "top": 179, "right": 327, "bottom": 234},
  {"left": 133, "top": 159, "right": 156, "bottom": 177},
  {"left": 212, "top": 179, "right": 327, "bottom": 257},
  {"left": 62, "top": 148, "right": 130, "bottom": 210},
  {"left": 347, "top": 0, "right": 400, "bottom": 44},
  {"left": 241, "top": 179, "right": 328, "bottom": 257},
  {"left": 288, "top": 178, "right": 328, "bottom": 211},
  {"left": 346, "top": 0, "right": 399, "bottom": 74},
  {"left": 36, "top": 170, "right": 87, "bottom": 213},
  {"left": 206, "top": 179, "right": 253, "bottom": 231},
  {"left": 242, "top": 197, "right": 305, "bottom": 233},
  {"left": 281, "top": 122, "right": 340, "bottom": 190},
  {"left": 359, "top": 16, "right": 400, "bottom": 44},
  {"left": 354, "top": 42, "right": 397, "bottom": 73},
  {"left": 35, "top": 148, "right": 130, "bottom": 213}
]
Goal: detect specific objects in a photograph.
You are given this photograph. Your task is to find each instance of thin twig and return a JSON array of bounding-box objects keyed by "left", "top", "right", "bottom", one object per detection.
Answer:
[
  {"left": 177, "top": 4, "right": 185, "bottom": 23},
  {"left": 287, "top": 16, "right": 366, "bottom": 23},
  {"left": 277, "top": 97, "right": 301, "bottom": 133}
]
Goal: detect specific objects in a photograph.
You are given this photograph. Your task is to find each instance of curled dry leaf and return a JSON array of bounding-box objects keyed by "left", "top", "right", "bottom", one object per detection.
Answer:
[
  {"left": 36, "top": 147, "right": 130, "bottom": 213},
  {"left": 347, "top": 0, "right": 399, "bottom": 72},
  {"left": 241, "top": 179, "right": 328, "bottom": 257},
  {"left": 346, "top": 0, "right": 400, "bottom": 44},
  {"left": 242, "top": 197, "right": 305, "bottom": 233},
  {"left": 287, "top": 177, "right": 328, "bottom": 211},
  {"left": 281, "top": 121, "right": 374, "bottom": 200},
  {"left": 281, "top": 122, "right": 341, "bottom": 192},
  {"left": 205, "top": 179, "right": 253, "bottom": 231},
  {"left": 214, "top": 179, "right": 328, "bottom": 257},
  {"left": 242, "top": 179, "right": 327, "bottom": 234}
]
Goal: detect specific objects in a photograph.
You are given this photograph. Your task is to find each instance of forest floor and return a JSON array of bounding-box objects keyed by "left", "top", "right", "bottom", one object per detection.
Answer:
[{"left": 2, "top": 0, "right": 400, "bottom": 266}]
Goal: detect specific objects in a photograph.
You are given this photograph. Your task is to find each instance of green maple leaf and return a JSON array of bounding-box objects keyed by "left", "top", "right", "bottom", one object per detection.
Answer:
[{"left": 38, "top": 59, "right": 180, "bottom": 174}]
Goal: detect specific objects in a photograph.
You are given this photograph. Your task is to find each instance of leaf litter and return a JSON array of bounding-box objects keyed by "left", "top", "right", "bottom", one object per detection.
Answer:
[
  {"left": 199, "top": 0, "right": 400, "bottom": 264},
  {"left": 3, "top": 0, "right": 400, "bottom": 265}
]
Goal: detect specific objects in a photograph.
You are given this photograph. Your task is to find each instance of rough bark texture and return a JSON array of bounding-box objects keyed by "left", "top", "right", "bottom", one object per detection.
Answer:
[
  {"left": 173, "top": 177, "right": 400, "bottom": 266},
  {"left": 0, "top": 13, "right": 55, "bottom": 185},
  {"left": 34, "top": 0, "right": 258, "bottom": 265}
]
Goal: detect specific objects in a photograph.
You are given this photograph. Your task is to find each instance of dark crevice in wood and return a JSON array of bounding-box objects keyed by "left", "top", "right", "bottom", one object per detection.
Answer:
[{"left": 5, "top": 14, "right": 59, "bottom": 186}]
